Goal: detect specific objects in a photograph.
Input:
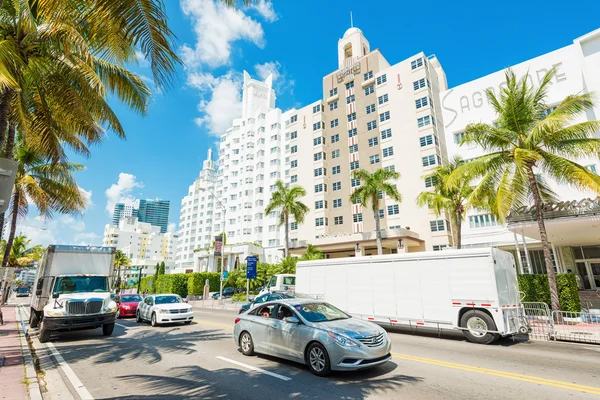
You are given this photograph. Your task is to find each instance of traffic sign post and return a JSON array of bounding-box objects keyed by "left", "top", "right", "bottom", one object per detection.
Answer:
[{"left": 246, "top": 256, "right": 258, "bottom": 302}]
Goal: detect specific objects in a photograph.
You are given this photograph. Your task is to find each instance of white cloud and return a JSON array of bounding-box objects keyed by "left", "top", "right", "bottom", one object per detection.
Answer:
[
  {"left": 180, "top": 0, "right": 265, "bottom": 68},
  {"left": 190, "top": 71, "right": 243, "bottom": 136},
  {"left": 168, "top": 222, "right": 177, "bottom": 233},
  {"left": 74, "top": 232, "right": 101, "bottom": 246},
  {"left": 254, "top": 61, "right": 281, "bottom": 82},
  {"left": 135, "top": 50, "right": 150, "bottom": 68},
  {"left": 105, "top": 173, "right": 144, "bottom": 214},
  {"left": 19, "top": 215, "right": 89, "bottom": 246},
  {"left": 249, "top": 0, "right": 278, "bottom": 22},
  {"left": 79, "top": 187, "right": 93, "bottom": 209}
]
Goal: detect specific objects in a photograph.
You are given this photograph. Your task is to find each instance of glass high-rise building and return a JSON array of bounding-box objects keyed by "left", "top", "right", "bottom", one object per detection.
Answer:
[{"left": 112, "top": 199, "right": 170, "bottom": 233}]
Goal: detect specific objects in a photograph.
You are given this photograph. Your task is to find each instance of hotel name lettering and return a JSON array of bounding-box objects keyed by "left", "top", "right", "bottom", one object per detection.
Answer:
[
  {"left": 512, "top": 197, "right": 600, "bottom": 217},
  {"left": 442, "top": 62, "right": 568, "bottom": 128},
  {"left": 336, "top": 62, "right": 361, "bottom": 83}
]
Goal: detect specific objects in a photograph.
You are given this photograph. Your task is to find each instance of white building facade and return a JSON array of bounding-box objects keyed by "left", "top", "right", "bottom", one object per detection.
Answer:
[
  {"left": 441, "top": 28, "right": 600, "bottom": 288},
  {"left": 103, "top": 217, "right": 178, "bottom": 281}
]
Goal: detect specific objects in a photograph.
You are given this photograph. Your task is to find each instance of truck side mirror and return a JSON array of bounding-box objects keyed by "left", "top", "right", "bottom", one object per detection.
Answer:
[
  {"left": 36, "top": 289, "right": 42, "bottom": 296},
  {"left": 52, "top": 292, "right": 59, "bottom": 299}
]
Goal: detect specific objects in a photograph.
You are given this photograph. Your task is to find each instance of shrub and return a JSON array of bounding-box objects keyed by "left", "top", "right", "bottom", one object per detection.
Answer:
[
  {"left": 518, "top": 274, "right": 581, "bottom": 312},
  {"left": 188, "top": 272, "right": 221, "bottom": 295}
]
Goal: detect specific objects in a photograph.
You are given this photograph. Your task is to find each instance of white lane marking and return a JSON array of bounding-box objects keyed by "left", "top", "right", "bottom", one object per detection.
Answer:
[
  {"left": 216, "top": 356, "right": 292, "bottom": 381},
  {"left": 115, "top": 323, "right": 130, "bottom": 329},
  {"left": 46, "top": 342, "right": 94, "bottom": 399}
]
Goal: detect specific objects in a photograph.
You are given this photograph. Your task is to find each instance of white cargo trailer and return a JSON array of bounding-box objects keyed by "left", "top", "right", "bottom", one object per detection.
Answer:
[{"left": 296, "top": 248, "right": 527, "bottom": 344}]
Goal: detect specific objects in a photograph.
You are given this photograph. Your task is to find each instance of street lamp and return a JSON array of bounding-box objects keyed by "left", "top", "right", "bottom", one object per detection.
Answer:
[{"left": 199, "top": 187, "right": 226, "bottom": 302}]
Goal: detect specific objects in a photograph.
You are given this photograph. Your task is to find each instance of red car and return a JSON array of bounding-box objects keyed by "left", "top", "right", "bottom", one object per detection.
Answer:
[{"left": 117, "top": 294, "right": 143, "bottom": 318}]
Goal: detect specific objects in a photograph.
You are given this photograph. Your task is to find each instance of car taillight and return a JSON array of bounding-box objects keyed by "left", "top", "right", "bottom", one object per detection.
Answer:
[{"left": 234, "top": 318, "right": 240, "bottom": 324}]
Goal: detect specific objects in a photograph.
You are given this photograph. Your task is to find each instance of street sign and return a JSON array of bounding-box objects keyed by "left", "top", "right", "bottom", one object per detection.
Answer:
[
  {"left": 222, "top": 270, "right": 228, "bottom": 280},
  {"left": 0, "top": 158, "right": 18, "bottom": 214},
  {"left": 246, "top": 256, "right": 257, "bottom": 279}
]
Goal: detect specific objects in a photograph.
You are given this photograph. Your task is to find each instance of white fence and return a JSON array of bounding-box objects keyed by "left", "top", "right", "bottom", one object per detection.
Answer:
[{"left": 521, "top": 302, "right": 600, "bottom": 344}]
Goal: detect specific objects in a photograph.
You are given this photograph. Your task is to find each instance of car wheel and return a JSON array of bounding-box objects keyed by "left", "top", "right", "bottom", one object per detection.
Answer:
[
  {"left": 136, "top": 310, "right": 143, "bottom": 323},
  {"left": 151, "top": 313, "right": 158, "bottom": 327},
  {"left": 307, "top": 343, "right": 331, "bottom": 377},
  {"left": 184, "top": 321, "right": 192, "bottom": 325},
  {"left": 239, "top": 331, "right": 254, "bottom": 356},
  {"left": 461, "top": 310, "right": 500, "bottom": 344}
]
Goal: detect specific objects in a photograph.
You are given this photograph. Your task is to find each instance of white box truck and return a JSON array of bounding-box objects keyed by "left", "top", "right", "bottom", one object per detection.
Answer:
[
  {"left": 30, "top": 245, "right": 118, "bottom": 343},
  {"left": 296, "top": 248, "right": 527, "bottom": 344}
]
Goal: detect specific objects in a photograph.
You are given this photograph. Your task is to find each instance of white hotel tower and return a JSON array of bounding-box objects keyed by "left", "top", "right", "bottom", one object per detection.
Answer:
[{"left": 176, "top": 73, "right": 289, "bottom": 272}]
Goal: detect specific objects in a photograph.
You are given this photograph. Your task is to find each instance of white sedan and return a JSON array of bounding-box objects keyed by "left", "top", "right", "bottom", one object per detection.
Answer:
[{"left": 136, "top": 294, "right": 194, "bottom": 326}]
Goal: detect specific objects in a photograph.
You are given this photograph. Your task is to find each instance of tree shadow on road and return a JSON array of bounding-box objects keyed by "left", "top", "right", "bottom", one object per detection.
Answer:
[
  {"left": 100, "top": 361, "right": 423, "bottom": 400},
  {"left": 53, "top": 326, "right": 229, "bottom": 365}
]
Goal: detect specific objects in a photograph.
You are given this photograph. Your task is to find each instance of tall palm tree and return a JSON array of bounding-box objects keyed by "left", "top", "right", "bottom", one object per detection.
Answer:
[
  {"left": 300, "top": 244, "right": 324, "bottom": 261},
  {"left": 1, "top": 134, "right": 86, "bottom": 269},
  {"left": 417, "top": 157, "right": 474, "bottom": 249},
  {"left": 0, "top": 235, "right": 43, "bottom": 268},
  {"left": 113, "top": 250, "right": 131, "bottom": 290},
  {"left": 265, "top": 180, "right": 309, "bottom": 257},
  {"left": 350, "top": 168, "right": 402, "bottom": 255},
  {"left": 448, "top": 68, "right": 600, "bottom": 311}
]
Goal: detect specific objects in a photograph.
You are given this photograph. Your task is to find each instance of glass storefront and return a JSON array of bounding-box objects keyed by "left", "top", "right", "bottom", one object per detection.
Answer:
[{"left": 572, "top": 246, "right": 600, "bottom": 290}]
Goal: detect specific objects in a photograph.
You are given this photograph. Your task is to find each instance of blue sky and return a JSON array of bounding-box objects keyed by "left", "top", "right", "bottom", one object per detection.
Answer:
[{"left": 20, "top": 0, "right": 600, "bottom": 246}]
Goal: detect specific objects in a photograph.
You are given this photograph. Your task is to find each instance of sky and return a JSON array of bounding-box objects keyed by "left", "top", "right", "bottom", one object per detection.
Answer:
[{"left": 19, "top": 0, "right": 600, "bottom": 246}]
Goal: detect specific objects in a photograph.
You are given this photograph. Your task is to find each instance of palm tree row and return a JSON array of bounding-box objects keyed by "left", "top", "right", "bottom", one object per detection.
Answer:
[{"left": 0, "top": 0, "right": 181, "bottom": 269}]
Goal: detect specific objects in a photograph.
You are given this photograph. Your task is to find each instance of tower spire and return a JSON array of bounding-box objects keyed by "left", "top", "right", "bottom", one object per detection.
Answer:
[{"left": 350, "top": 11, "right": 353, "bottom": 28}]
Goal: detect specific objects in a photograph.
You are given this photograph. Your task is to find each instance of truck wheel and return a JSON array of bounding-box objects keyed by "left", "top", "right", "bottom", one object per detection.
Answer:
[
  {"left": 30, "top": 309, "right": 40, "bottom": 328},
  {"left": 103, "top": 323, "right": 115, "bottom": 336},
  {"left": 39, "top": 326, "right": 51, "bottom": 343},
  {"left": 306, "top": 343, "right": 331, "bottom": 377},
  {"left": 461, "top": 310, "right": 500, "bottom": 345}
]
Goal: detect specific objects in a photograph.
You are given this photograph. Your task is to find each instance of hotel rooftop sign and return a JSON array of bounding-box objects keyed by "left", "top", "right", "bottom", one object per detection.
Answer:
[{"left": 507, "top": 197, "right": 600, "bottom": 224}]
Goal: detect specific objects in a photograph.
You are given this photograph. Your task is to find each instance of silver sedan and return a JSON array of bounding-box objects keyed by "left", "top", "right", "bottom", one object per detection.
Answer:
[{"left": 233, "top": 299, "right": 391, "bottom": 376}]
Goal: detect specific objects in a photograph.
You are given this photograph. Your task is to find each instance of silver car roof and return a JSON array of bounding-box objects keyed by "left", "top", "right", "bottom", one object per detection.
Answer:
[{"left": 260, "top": 298, "right": 324, "bottom": 306}]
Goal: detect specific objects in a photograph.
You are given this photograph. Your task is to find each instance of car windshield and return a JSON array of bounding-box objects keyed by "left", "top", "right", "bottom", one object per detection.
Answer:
[
  {"left": 155, "top": 295, "right": 183, "bottom": 304},
  {"left": 54, "top": 276, "right": 109, "bottom": 294},
  {"left": 121, "top": 295, "right": 142, "bottom": 303},
  {"left": 272, "top": 293, "right": 295, "bottom": 300},
  {"left": 294, "top": 302, "right": 349, "bottom": 323}
]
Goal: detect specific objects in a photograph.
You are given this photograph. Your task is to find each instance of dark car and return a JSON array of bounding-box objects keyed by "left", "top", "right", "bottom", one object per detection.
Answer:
[
  {"left": 238, "top": 292, "right": 296, "bottom": 314},
  {"left": 212, "top": 287, "right": 235, "bottom": 299}
]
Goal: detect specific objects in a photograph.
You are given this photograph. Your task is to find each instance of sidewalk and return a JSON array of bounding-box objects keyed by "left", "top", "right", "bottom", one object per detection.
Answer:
[
  {"left": 0, "top": 306, "right": 28, "bottom": 400},
  {"left": 189, "top": 299, "right": 241, "bottom": 312}
]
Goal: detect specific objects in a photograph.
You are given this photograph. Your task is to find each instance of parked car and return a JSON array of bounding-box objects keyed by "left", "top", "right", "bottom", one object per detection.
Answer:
[
  {"left": 233, "top": 299, "right": 391, "bottom": 376},
  {"left": 117, "top": 294, "right": 143, "bottom": 318},
  {"left": 136, "top": 294, "right": 194, "bottom": 327},
  {"left": 238, "top": 292, "right": 296, "bottom": 314},
  {"left": 212, "top": 287, "right": 235, "bottom": 299}
]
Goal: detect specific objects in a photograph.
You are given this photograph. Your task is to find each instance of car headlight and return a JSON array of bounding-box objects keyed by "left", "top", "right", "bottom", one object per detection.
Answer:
[
  {"left": 159, "top": 309, "right": 169, "bottom": 314},
  {"left": 328, "top": 332, "right": 360, "bottom": 347},
  {"left": 46, "top": 310, "right": 66, "bottom": 317}
]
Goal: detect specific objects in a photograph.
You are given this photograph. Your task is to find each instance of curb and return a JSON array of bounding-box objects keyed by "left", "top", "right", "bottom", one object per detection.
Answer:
[{"left": 14, "top": 305, "right": 43, "bottom": 400}]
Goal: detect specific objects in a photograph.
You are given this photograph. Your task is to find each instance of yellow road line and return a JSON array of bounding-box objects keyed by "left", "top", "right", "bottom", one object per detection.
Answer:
[
  {"left": 392, "top": 353, "right": 600, "bottom": 396},
  {"left": 191, "top": 319, "right": 600, "bottom": 395},
  {"left": 193, "top": 319, "right": 232, "bottom": 329}
]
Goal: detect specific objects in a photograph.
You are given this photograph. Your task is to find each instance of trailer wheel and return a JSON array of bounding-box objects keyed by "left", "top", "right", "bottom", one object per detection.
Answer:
[
  {"left": 460, "top": 310, "right": 500, "bottom": 345},
  {"left": 29, "top": 309, "right": 40, "bottom": 328}
]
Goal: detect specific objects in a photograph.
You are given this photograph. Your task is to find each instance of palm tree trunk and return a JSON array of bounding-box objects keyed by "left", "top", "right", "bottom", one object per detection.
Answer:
[
  {"left": 455, "top": 209, "right": 462, "bottom": 249},
  {"left": 284, "top": 211, "right": 289, "bottom": 258},
  {"left": 374, "top": 199, "right": 383, "bottom": 255},
  {"left": 0, "top": 90, "right": 12, "bottom": 153},
  {"left": 0, "top": 213, "right": 4, "bottom": 241},
  {"left": 1, "top": 190, "right": 19, "bottom": 269},
  {"left": 526, "top": 169, "right": 560, "bottom": 311},
  {"left": 4, "top": 125, "right": 15, "bottom": 159}
]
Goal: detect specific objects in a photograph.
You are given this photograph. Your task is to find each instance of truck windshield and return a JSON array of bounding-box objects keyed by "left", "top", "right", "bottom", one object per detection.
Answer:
[
  {"left": 267, "top": 276, "right": 277, "bottom": 287},
  {"left": 17, "top": 288, "right": 28, "bottom": 293},
  {"left": 54, "top": 276, "right": 109, "bottom": 294}
]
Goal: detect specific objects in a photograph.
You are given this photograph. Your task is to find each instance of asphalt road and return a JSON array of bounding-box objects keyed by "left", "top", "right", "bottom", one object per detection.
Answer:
[{"left": 13, "top": 297, "right": 600, "bottom": 400}]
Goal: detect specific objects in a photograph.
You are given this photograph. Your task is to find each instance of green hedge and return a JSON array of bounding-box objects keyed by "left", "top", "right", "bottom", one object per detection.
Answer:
[
  {"left": 188, "top": 272, "right": 221, "bottom": 295},
  {"left": 140, "top": 273, "right": 195, "bottom": 298},
  {"left": 518, "top": 274, "right": 581, "bottom": 312}
]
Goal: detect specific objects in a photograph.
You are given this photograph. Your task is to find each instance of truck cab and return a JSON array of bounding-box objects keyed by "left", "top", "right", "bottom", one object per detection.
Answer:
[
  {"left": 30, "top": 245, "right": 118, "bottom": 343},
  {"left": 259, "top": 274, "right": 296, "bottom": 296}
]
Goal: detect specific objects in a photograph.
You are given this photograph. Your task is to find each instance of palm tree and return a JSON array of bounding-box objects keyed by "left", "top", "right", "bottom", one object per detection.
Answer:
[
  {"left": 1, "top": 134, "right": 87, "bottom": 269},
  {"left": 113, "top": 250, "right": 131, "bottom": 290},
  {"left": 417, "top": 157, "right": 474, "bottom": 249},
  {"left": 449, "top": 68, "right": 600, "bottom": 311},
  {"left": 0, "top": 235, "right": 43, "bottom": 268},
  {"left": 264, "top": 180, "right": 309, "bottom": 257},
  {"left": 350, "top": 168, "right": 402, "bottom": 255},
  {"left": 300, "top": 244, "right": 324, "bottom": 261}
]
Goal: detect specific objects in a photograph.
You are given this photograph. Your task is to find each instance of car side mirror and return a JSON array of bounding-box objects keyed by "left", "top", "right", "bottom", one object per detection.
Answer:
[
  {"left": 52, "top": 292, "right": 59, "bottom": 299},
  {"left": 284, "top": 316, "right": 300, "bottom": 324}
]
